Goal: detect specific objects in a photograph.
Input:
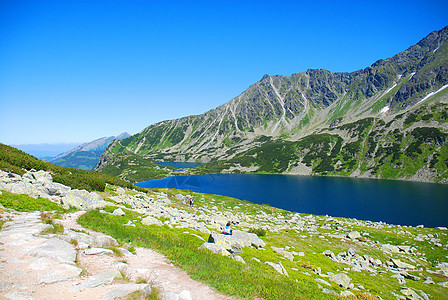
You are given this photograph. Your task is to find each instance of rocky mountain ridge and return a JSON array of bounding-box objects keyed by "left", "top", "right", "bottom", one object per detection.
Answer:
[
  {"left": 97, "top": 26, "right": 448, "bottom": 183},
  {"left": 51, "top": 132, "right": 130, "bottom": 170}
]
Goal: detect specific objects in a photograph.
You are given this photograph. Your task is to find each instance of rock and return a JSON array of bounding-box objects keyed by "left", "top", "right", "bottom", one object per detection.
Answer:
[
  {"left": 340, "top": 291, "right": 355, "bottom": 297},
  {"left": 179, "top": 290, "right": 192, "bottom": 300},
  {"left": 436, "top": 227, "right": 447, "bottom": 230},
  {"left": 61, "top": 189, "right": 106, "bottom": 210},
  {"left": 347, "top": 247, "right": 356, "bottom": 256},
  {"left": 265, "top": 261, "right": 288, "bottom": 276},
  {"left": 391, "top": 258, "right": 416, "bottom": 270},
  {"left": 141, "top": 216, "right": 163, "bottom": 226},
  {"left": 437, "top": 281, "right": 448, "bottom": 287},
  {"left": 423, "top": 276, "right": 434, "bottom": 284},
  {"left": 116, "top": 187, "right": 125, "bottom": 194},
  {"left": 347, "top": 231, "right": 362, "bottom": 240},
  {"left": 198, "top": 242, "right": 231, "bottom": 256},
  {"left": 38, "top": 263, "right": 82, "bottom": 284},
  {"left": 321, "top": 288, "right": 337, "bottom": 295},
  {"left": 231, "top": 230, "right": 266, "bottom": 248},
  {"left": 102, "top": 283, "right": 151, "bottom": 300},
  {"left": 232, "top": 255, "right": 246, "bottom": 264},
  {"left": 272, "top": 246, "right": 294, "bottom": 261},
  {"left": 400, "top": 271, "right": 420, "bottom": 281},
  {"left": 381, "top": 244, "right": 399, "bottom": 253},
  {"left": 323, "top": 250, "right": 336, "bottom": 260},
  {"left": 208, "top": 232, "right": 242, "bottom": 254},
  {"left": 329, "top": 273, "right": 351, "bottom": 289},
  {"left": 28, "top": 238, "right": 77, "bottom": 264},
  {"left": 391, "top": 274, "right": 406, "bottom": 285},
  {"left": 401, "top": 287, "right": 423, "bottom": 300},
  {"left": 29, "top": 257, "right": 52, "bottom": 271},
  {"left": 112, "top": 208, "right": 125, "bottom": 216},
  {"left": 315, "top": 278, "right": 331, "bottom": 287},
  {"left": 44, "top": 181, "right": 71, "bottom": 196},
  {"left": 84, "top": 248, "right": 114, "bottom": 255},
  {"left": 72, "top": 270, "right": 121, "bottom": 291},
  {"left": 92, "top": 234, "right": 119, "bottom": 248},
  {"left": 437, "top": 262, "right": 448, "bottom": 275}
]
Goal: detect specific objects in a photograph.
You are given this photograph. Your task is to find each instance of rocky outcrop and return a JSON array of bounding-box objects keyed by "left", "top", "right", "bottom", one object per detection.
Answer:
[{"left": 0, "top": 170, "right": 107, "bottom": 210}]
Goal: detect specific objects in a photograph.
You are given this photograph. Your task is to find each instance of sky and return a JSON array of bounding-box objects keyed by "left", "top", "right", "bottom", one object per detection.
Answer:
[{"left": 1, "top": 0, "right": 447, "bottom": 145}]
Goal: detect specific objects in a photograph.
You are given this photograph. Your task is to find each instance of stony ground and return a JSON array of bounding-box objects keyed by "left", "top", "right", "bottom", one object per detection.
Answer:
[{"left": 0, "top": 210, "right": 230, "bottom": 300}]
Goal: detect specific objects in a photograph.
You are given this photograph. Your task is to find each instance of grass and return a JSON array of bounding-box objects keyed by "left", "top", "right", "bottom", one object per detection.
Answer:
[{"left": 0, "top": 190, "right": 69, "bottom": 212}]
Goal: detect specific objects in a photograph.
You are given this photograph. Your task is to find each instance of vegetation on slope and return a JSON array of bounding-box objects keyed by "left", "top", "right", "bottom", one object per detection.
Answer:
[
  {"left": 0, "top": 143, "right": 144, "bottom": 192},
  {"left": 78, "top": 187, "right": 448, "bottom": 300}
]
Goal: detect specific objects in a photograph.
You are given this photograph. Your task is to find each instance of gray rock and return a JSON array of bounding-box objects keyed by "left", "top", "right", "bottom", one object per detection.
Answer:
[
  {"left": 231, "top": 230, "right": 266, "bottom": 248},
  {"left": 347, "top": 247, "right": 356, "bottom": 256},
  {"left": 29, "top": 257, "right": 52, "bottom": 271},
  {"left": 141, "top": 216, "right": 163, "bottom": 226},
  {"left": 116, "top": 187, "right": 125, "bottom": 194},
  {"left": 437, "top": 262, "right": 448, "bottom": 275},
  {"left": 92, "top": 234, "right": 119, "bottom": 248},
  {"left": 381, "top": 244, "right": 399, "bottom": 253},
  {"left": 329, "top": 273, "right": 351, "bottom": 289},
  {"left": 401, "top": 287, "right": 423, "bottom": 300},
  {"left": 198, "top": 242, "right": 231, "bottom": 256},
  {"left": 84, "top": 248, "right": 114, "bottom": 255},
  {"left": 423, "top": 276, "right": 434, "bottom": 284},
  {"left": 38, "top": 263, "right": 82, "bottom": 284},
  {"left": 391, "top": 274, "right": 406, "bottom": 285},
  {"left": 272, "top": 246, "right": 294, "bottom": 261},
  {"left": 315, "top": 278, "right": 331, "bottom": 287},
  {"left": 179, "top": 290, "right": 192, "bottom": 300},
  {"left": 72, "top": 270, "right": 121, "bottom": 291},
  {"left": 347, "top": 231, "right": 362, "bottom": 240},
  {"left": 321, "top": 288, "right": 337, "bottom": 295},
  {"left": 437, "top": 280, "right": 448, "bottom": 287},
  {"left": 340, "top": 291, "right": 355, "bottom": 297},
  {"left": 208, "top": 232, "right": 242, "bottom": 254},
  {"left": 61, "top": 189, "right": 106, "bottom": 210},
  {"left": 232, "top": 255, "right": 246, "bottom": 264},
  {"left": 265, "top": 261, "right": 288, "bottom": 276},
  {"left": 391, "top": 258, "right": 416, "bottom": 270},
  {"left": 28, "top": 238, "right": 77, "bottom": 264},
  {"left": 323, "top": 250, "right": 336, "bottom": 260},
  {"left": 112, "top": 208, "right": 125, "bottom": 216}
]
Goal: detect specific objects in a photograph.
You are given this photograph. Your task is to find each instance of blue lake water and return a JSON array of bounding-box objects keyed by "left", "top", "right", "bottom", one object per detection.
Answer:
[
  {"left": 136, "top": 174, "right": 448, "bottom": 228},
  {"left": 155, "top": 162, "right": 204, "bottom": 169}
]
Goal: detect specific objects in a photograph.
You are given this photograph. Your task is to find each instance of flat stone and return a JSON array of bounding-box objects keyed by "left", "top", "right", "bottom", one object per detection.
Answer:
[
  {"left": 38, "top": 264, "right": 82, "bottom": 284},
  {"left": 141, "top": 216, "right": 163, "bottom": 226},
  {"left": 315, "top": 278, "right": 331, "bottom": 287},
  {"left": 391, "top": 258, "right": 416, "bottom": 270},
  {"left": 28, "top": 238, "right": 76, "bottom": 264},
  {"left": 265, "top": 261, "right": 288, "bottom": 276},
  {"left": 321, "top": 288, "right": 337, "bottom": 295},
  {"left": 232, "top": 255, "right": 246, "bottom": 264},
  {"left": 72, "top": 270, "right": 121, "bottom": 291},
  {"left": 29, "top": 257, "right": 52, "bottom": 271},
  {"left": 84, "top": 248, "right": 114, "bottom": 255},
  {"left": 347, "top": 231, "right": 362, "bottom": 240},
  {"left": 92, "top": 234, "right": 119, "bottom": 248},
  {"left": 112, "top": 208, "right": 125, "bottom": 216},
  {"left": 179, "top": 290, "right": 192, "bottom": 300}
]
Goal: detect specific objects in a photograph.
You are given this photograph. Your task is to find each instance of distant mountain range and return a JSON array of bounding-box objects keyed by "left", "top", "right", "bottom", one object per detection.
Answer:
[
  {"left": 50, "top": 133, "right": 130, "bottom": 170},
  {"left": 97, "top": 26, "right": 448, "bottom": 183}
]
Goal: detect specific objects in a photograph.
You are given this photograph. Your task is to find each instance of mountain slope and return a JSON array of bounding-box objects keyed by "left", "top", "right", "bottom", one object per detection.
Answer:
[
  {"left": 97, "top": 26, "right": 448, "bottom": 182},
  {"left": 50, "top": 133, "right": 130, "bottom": 170}
]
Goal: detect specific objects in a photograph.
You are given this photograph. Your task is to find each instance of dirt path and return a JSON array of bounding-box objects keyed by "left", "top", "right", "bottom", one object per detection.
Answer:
[{"left": 0, "top": 211, "right": 231, "bottom": 300}]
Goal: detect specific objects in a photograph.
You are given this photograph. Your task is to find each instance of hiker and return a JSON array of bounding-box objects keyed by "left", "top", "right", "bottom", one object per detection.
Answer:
[
  {"left": 222, "top": 222, "right": 233, "bottom": 235},
  {"left": 189, "top": 196, "right": 194, "bottom": 206}
]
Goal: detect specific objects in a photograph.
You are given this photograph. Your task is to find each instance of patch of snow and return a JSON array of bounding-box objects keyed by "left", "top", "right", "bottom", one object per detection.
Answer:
[
  {"left": 384, "top": 83, "right": 397, "bottom": 95},
  {"left": 414, "top": 84, "right": 448, "bottom": 106},
  {"left": 379, "top": 106, "right": 390, "bottom": 114},
  {"left": 409, "top": 72, "right": 416, "bottom": 79},
  {"left": 433, "top": 46, "right": 440, "bottom": 53}
]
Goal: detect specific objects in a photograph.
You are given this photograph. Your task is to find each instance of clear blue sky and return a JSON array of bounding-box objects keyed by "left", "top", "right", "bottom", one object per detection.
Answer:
[{"left": 1, "top": 0, "right": 447, "bottom": 145}]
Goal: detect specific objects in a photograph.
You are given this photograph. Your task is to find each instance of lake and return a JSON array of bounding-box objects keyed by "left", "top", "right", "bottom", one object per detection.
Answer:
[
  {"left": 154, "top": 162, "right": 204, "bottom": 169},
  {"left": 136, "top": 174, "right": 448, "bottom": 228}
]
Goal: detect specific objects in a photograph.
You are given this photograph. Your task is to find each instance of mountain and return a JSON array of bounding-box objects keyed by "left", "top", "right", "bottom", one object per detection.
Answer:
[
  {"left": 97, "top": 26, "right": 448, "bottom": 183},
  {"left": 50, "top": 133, "right": 130, "bottom": 170}
]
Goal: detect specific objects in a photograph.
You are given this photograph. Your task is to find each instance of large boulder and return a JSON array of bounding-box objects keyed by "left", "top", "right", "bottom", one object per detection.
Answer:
[
  {"left": 329, "top": 273, "right": 351, "bottom": 289},
  {"left": 141, "top": 216, "right": 163, "bottom": 226},
  {"left": 391, "top": 258, "right": 416, "bottom": 270},
  {"left": 61, "top": 190, "right": 107, "bottom": 210},
  {"left": 208, "top": 232, "right": 242, "bottom": 254},
  {"left": 198, "top": 242, "right": 231, "bottom": 256},
  {"left": 231, "top": 230, "right": 266, "bottom": 248}
]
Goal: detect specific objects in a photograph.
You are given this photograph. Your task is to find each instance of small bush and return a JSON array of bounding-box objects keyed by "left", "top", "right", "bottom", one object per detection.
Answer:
[{"left": 249, "top": 227, "right": 266, "bottom": 237}]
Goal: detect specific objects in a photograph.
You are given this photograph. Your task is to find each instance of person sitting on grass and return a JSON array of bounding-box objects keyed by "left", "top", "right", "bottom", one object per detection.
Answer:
[{"left": 222, "top": 222, "right": 233, "bottom": 235}]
